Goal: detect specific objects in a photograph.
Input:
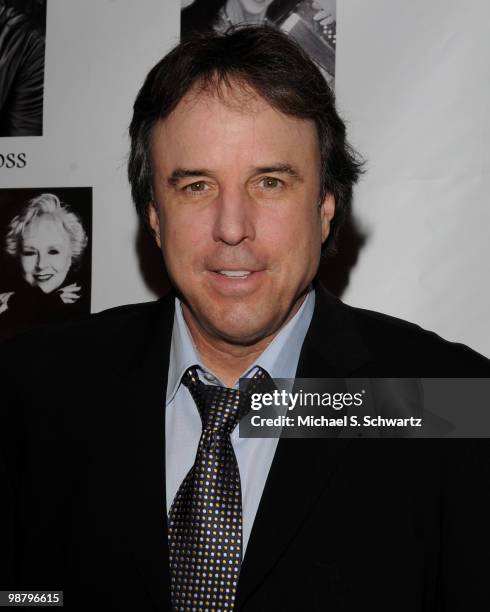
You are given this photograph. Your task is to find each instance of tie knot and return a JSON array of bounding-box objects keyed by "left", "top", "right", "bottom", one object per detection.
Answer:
[{"left": 181, "top": 366, "right": 270, "bottom": 434}]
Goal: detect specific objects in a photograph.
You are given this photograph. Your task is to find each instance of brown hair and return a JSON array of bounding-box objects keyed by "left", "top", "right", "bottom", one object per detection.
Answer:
[{"left": 128, "top": 24, "right": 364, "bottom": 253}]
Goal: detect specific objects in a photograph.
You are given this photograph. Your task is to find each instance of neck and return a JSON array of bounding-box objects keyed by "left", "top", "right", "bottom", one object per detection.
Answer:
[{"left": 181, "top": 295, "right": 306, "bottom": 388}]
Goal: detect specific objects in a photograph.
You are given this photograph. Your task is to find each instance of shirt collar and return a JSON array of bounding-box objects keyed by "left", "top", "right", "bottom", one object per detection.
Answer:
[{"left": 165, "top": 287, "right": 315, "bottom": 404}]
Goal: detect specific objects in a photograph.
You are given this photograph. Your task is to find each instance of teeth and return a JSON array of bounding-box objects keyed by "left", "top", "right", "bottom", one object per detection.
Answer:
[{"left": 218, "top": 270, "right": 251, "bottom": 277}]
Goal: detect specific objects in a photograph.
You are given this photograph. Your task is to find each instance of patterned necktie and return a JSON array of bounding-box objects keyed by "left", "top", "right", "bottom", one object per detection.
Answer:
[{"left": 168, "top": 365, "right": 269, "bottom": 611}]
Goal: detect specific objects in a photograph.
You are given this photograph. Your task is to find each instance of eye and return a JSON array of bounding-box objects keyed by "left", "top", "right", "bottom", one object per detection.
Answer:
[
  {"left": 259, "top": 177, "right": 284, "bottom": 190},
  {"left": 48, "top": 248, "right": 60, "bottom": 255},
  {"left": 184, "top": 181, "right": 209, "bottom": 193},
  {"left": 21, "top": 251, "right": 35, "bottom": 257}
]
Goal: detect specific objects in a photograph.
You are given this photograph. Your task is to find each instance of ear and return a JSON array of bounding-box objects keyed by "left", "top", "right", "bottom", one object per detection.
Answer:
[
  {"left": 319, "top": 193, "right": 335, "bottom": 243},
  {"left": 148, "top": 202, "right": 162, "bottom": 248}
]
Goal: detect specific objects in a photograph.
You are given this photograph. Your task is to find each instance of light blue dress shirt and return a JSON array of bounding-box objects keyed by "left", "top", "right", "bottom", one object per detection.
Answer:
[{"left": 165, "top": 287, "right": 315, "bottom": 556}]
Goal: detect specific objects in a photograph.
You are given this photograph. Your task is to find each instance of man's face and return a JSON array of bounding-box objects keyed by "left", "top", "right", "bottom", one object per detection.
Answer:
[{"left": 149, "top": 84, "right": 334, "bottom": 346}]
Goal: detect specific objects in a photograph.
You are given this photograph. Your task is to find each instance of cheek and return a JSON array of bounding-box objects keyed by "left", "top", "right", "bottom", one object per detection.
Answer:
[
  {"left": 162, "top": 214, "right": 209, "bottom": 263},
  {"left": 52, "top": 254, "right": 71, "bottom": 272},
  {"left": 21, "top": 257, "right": 34, "bottom": 273},
  {"left": 267, "top": 206, "right": 321, "bottom": 254}
]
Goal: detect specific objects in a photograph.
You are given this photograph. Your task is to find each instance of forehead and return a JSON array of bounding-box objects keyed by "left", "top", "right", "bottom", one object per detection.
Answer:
[
  {"left": 22, "top": 216, "right": 68, "bottom": 245},
  {"left": 151, "top": 82, "right": 320, "bottom": 171}
]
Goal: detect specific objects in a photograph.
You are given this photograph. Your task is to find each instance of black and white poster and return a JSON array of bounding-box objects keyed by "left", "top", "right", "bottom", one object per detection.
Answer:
[
  {"left": 180, "top": 0, "right": 336, "bottom": 87},
  {"left": 0, "top": 0, "right": 47, "bottom": 137},
  {"left": 0, "top": 187, "right": 92, "bottom": 341}
]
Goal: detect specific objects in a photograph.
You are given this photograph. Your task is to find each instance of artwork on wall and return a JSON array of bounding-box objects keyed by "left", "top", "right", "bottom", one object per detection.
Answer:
[
  {"left": 0, "top": 187, "right": 92, "bottom": 341},
  {"left": 0, "top": 0, "right": 47, "bottom": 137},
  {"left": 180, "top": 0, "right": 336, "bottom": 87}
]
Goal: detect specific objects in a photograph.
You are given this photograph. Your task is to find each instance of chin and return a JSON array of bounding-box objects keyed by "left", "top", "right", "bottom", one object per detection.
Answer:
[
  {"left": 182, "top": 289, "right": 282, "bottom": 345},
  {"left": 207, "top": 309, "right": 275, "bottom": 346},
  {"left": 214, "top": 326, "right": 269, "bottom": 346},
  {"left": 40, "top": 281, "right": 61, "bottom": 294}
]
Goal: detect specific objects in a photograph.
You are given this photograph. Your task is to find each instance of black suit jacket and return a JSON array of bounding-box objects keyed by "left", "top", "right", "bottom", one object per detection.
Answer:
[{"left": 1, "top": 280, "right": 490, "bottom": 611}]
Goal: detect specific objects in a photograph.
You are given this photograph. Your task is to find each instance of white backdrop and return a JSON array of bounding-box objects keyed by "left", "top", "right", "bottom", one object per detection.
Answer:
[
  {"left": 337, "top": 0, "right": 490, "bottom": 356},
  {"left": 2, "top": 0, "right": 489, "bottom": 356}
]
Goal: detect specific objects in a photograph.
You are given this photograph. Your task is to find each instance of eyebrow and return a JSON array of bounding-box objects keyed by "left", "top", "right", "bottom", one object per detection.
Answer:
[
  {"left": 167, "top": 168, "right": 216, "bottom": 186},
  {"left": 253, "top": 164, "right": 303, "bottom": 181},
  {"left": 167, "top": 163, "right": 303, "bottom": 186}
]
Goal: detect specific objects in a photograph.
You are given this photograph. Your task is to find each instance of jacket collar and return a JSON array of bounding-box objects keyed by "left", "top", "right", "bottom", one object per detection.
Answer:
[
  {"left": 295, "top": 278, "right": 373, "bottom": 378},
  {"left": 109, "top": 294, "right": 175, "bottom": 610},
  {"left": 235, "top": 280, "right": 373, "bottom": 608}
]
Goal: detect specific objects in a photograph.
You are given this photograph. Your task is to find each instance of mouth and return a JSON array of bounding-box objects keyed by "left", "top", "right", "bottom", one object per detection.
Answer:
[
  {"left": 207, "top": 269, "right": 265, "bottom": 292},
  {"left": 34, "top": 274, "right": 54, "bottom": 282},
  {"left": 216, "top": 270, "right": 254, "bottom": 279}
]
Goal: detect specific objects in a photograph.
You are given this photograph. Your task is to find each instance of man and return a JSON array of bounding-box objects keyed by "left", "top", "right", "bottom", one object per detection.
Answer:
[
  {"left": 0, "top": 0, "right": 45, "bottom": 136},
  {"left": 1, "top": 25, "right": 490, "bottom": 611}
]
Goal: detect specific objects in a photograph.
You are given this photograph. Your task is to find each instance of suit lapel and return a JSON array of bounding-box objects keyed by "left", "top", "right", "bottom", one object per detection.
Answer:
[
  {"left": 110, "top": 293, "right": 176, "bottom": 610},
  {"left": 235, "top": 281, "right": 373, "bottom": 608}
]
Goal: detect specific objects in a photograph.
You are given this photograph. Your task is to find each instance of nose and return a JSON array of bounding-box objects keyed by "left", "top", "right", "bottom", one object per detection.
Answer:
[
  {"left": 212, "top": 186, "right": 256, "bottom": 246},
  {"left": 35, "top": 252, "right": 47, "bottom": 271}
]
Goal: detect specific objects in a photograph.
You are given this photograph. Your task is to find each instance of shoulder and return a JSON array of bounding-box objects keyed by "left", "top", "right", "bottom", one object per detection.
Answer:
[
  {"left": 0, "top": 294, "right": 174, "bottom": 376},
  {"left": 343, "top": 300, "right": 490, "bottom": 375},
  {"left": 312, "top": 282, "right": 489, "bottom": 376}
]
